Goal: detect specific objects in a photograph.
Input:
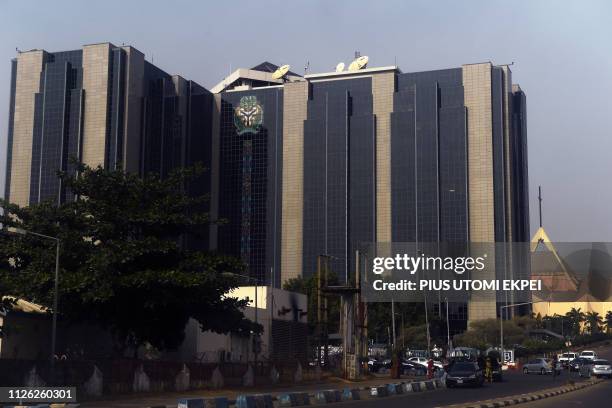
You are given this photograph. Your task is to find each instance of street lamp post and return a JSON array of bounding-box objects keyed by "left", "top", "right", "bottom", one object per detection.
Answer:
[
  {"left": 445, "top": 297, "right": 450, "bottom": 349},
  {"left": 391, "top": 299, "right": 396, "bottom": 350},
  {"left": 500, "top": 301, "right": 535, "bottom": 364},
  {"left": 7, "top": 227, "right": 60, "bottom": 364}
]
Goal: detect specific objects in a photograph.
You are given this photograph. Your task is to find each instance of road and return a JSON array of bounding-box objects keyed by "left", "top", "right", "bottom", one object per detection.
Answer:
[
  {"left": 339, "top": 369, "right": 589, "bottom": 408},
  {"left": 520, "top": 344, "right": 612, "bottom": 408},
  {"left": 338, "top": 344, "right": 612, "bottom": 408},
  {"left": 522, "top": 379, "right": 611, "bottom": 407}
]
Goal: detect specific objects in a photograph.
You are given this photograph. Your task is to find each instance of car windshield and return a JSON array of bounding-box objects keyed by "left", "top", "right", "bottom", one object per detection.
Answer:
[
  {"left": 593, "top": 360, "right": 608, "bottom": 365},
  {"left": 582, "top": 352, "right": 594, "bottom": 355},
  {"left": 450, "top": 362, "right": 475, "bottom": 372}
]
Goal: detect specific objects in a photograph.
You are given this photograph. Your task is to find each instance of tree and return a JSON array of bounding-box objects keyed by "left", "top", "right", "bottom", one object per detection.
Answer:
[
  {"left": 606, "top": 311, "right": 612, "bottom": 334},
  {"left": 283, "top": 272, "right": 340, "bottom": 333},
  {"left": 453, "top": 318, "right": 526, "bottom": 351},
  {"left": 565, "top": 308, "right": 585, "bottom": 336},
  {"left": 0, "top": 163, "right": 260, "bottom": 357},
  {"left": 584, "top": 311, "right": 603, "bottom": 335}
]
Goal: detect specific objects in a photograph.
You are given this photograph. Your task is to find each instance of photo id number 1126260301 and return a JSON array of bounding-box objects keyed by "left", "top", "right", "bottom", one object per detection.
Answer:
[{"left": 0, "top": 387, "right": 77, "bottom": 403}]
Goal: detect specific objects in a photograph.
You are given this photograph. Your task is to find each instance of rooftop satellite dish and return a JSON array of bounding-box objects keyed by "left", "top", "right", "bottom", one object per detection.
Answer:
[
  {"left": 335, "top": 62, "right": 345, "bottom": 72},
  {"left": 272, "top": 64, "right": 290, "bottom": 80},
  {"left": 348, "top": 55, "right": 369, "bottom": 71}
]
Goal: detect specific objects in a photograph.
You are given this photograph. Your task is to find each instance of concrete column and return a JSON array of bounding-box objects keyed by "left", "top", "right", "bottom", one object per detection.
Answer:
[
  {"left": 372, "top": 72, "right": 395, "bottom": 244},
  {"left": 280, "top": 81, "right": 309, "bottom": 284},
  {"left": 463, "top": 63, "right": 497, "bottom": 322},
  {"left": 8, "top": 50, "right": 46, "bottom": 206},
  {"left": 82, "top": 43, "right": 113, "bottom": 168}
]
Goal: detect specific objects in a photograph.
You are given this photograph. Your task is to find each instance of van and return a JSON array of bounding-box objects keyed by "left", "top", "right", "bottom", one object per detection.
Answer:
[{"left": 579, "top": 350, "right": 597, "bottom": 360}]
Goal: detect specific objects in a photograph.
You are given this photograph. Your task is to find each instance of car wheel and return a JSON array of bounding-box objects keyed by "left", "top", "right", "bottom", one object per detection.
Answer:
[
  {"left": 540, "top": 368, "right": 545, "bottom": 375},
  {"left": 523, "top": 367, "right": 529, "bottom": 374}
]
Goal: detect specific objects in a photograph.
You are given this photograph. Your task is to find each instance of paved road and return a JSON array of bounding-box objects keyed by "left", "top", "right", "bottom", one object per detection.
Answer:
[
  {"left": 520, "top": 344, "right": 612, "bottom": 408},
  {"left": 339, "top": 369, "right": 587, "bottom": 408},
  {"left": 522, "top": 378, "right": 612, "bottom": 407}
]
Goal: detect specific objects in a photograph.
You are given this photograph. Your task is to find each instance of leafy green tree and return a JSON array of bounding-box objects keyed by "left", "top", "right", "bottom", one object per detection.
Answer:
[
  {"left": 584, "top": 311, "right": 603, "bottom": 335},
  {"left": 283, "top": 272, "right": 340, "bottom": 333},
  {"left": 0, "top": 164, "right": 260, "bottom": 356},
  {"left": 606, "top": 311, "right": 612, "bottom": 334},
  {"left": 565, "top": 307, "right": 586, "bottom": 336},
  {"left": 453, "top": 318, "right": 526, "bottom": 351}
]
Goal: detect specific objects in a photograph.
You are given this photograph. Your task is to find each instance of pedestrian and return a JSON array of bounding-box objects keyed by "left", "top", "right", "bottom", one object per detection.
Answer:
[
  {"left": 477, "top": 355, "right": 485, "bottom": 369},
  {"left": 427, "top": 358, "right": 434, "bottom": 379},
  {"left": 485, "top": 356, "right": 493, "bottom": 383},
  {"left": 552, "top": 355, "right": 558, "bottom": 380}
]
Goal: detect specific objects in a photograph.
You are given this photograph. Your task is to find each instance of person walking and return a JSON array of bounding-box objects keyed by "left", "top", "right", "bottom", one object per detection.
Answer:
[
  {"left": 427, "top": 358, "right": 434, "bottom": 379},
  {"left": 485, "top": 356, "right": 493, "bottom": 383}
]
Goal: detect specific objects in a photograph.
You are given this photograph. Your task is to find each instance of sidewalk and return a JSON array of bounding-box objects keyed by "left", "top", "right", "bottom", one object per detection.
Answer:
[{"left": 79, "top": 374, "right": 426, "bottom": 408}]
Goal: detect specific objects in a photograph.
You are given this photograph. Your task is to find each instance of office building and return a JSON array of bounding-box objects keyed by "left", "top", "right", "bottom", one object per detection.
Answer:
[
  {"left": 5, "top": 48, "right": 529, "bottom": 326},
  {"left": 4, "top": 43, "right": 213, "bottom": 213},
  {"left": 211, "top": 61, "right": 529, "bottom": 327}
]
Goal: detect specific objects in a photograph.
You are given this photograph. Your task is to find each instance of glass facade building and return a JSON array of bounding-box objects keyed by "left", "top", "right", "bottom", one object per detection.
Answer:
[
  {"left": 213, "top": 61, "right": 529, "bottom": 327},
  {"left": 217, "top": 87, "right": 283, "bottom": 285},
  {"left": 5, "top": 52, "right": 529, "bottom": 326},
  {"left": 4, "top": 44, "right": 213, "bottom": 243}
]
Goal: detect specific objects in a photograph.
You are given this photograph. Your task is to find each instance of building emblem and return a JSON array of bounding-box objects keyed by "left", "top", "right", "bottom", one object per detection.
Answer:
[{"left": 234, "top": 96, "right": 263, "bottom": 134}]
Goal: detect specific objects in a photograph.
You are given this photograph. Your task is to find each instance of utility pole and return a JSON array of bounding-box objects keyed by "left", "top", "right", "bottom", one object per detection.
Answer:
[
  {"left": 445, "top": 297, "right": 451, "bottom": 349},
  {"left": 317, "top": 256, "right": 322, "bottom": 366},
  {"left": 391, "top": 299, "right": 396, "bottom": 350},
  {"left": 424, "top": 291, "right": 431, "bottom": 354},
  {"left": 538, "top": 186, "right": 543, "bottom": 228}
]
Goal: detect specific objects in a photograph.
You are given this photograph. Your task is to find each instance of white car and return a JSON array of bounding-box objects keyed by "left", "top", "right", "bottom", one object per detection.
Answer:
[
  {"left": 579, "top": 359, "right": 611, "bottom": 378},
  {"left": 579, "top": 350, "right": 597, "bottom": 360},
  {"left": 408, "top": 356, "right": 444, "bottom": 370},
  {"left": 558, "top": 352, "right": 577, "bottom": 366}
]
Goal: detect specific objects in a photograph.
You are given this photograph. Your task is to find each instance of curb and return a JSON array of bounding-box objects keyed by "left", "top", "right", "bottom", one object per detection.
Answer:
[
  {"left": 174, "top": 377, "right": 444, "bottom": 408},
  {"left": 444, "top": 379, "right": 603, "bottom": 408}
]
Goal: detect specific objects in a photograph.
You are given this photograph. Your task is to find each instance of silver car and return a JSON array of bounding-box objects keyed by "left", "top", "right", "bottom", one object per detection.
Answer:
[
  {"left": 579, "top": 359, "right": 612, "bottom": 378},
  {"left": 523, "top": 358, "right": 558, "bottom": 375}
]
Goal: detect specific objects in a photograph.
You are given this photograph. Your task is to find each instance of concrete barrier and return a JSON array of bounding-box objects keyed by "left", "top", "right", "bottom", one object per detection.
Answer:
[
  {"left": 370, "top": 386, "right": 388, "bottom": 397},
  {"left": 401, "top": 382, "right": 414, "bottom": 393},
  {"left": 410, "top": 382, "right": 422, "bottom": 392},
  {"left": 278, "top": 392, "right": 310, "bottom": 406},
  {"left": 386, "top": 383, "right": 403, "bottom": 395},
  {"left": 314, "top": 389, "right": 341, "bottom": 404},
  {"left": 424, "top": 380, "right": 436, "bottom": 390},
  {"left": 235, "top": 394, "right": 273, "bottom": 408},
  {"left": 177, "top": 397, "right": 229, "bottom": 408},
  {"left": 341, "top": 388, "right": 360, "bottom": 401}
]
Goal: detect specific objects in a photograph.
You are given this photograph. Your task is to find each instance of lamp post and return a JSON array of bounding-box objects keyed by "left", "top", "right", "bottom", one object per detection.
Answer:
[
  {"left": 445, "top": 297, "right": 450, "bottom": 349},
  {"left": 7, "top": 227, "right": 60, "bottom": 366},
  {"left": 222, "top": 272, "right": 259, "bottom": 367},
  {"left": 500, "top": 301, "right": 535, "bottom": 364}
]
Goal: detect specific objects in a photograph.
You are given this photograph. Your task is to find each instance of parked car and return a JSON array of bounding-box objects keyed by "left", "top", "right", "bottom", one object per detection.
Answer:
[
  {"left": 569, "top": 357, "right": 590, "bottom": 372},
  {"left": 408, "top": 356, "right": 444, "bottom": 370},
  {"left": 558, "top": 352, "right": 578, "bottom": 367},
  {"left": 367, "top": 359, "right": 384, "bottom": 373},
  {"left": 522, "top": 358, "right": 559, "bottom": 375},
  {"left": 446, "top": 361, "right": 485, "bottom": 387},
  {"left": 579, "top": 359, "right": 612, "bottom": 378},
  {"left": 401, "top": 360, "right": 427, "bottom": 375},
  {"left": 579, "top": 350, "right": 597, "bottom": 360}
]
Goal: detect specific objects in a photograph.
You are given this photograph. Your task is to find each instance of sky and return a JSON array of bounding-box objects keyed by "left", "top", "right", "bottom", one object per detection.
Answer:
[{"left": 0, "top": 0, "right": 611, "bottom": 241}]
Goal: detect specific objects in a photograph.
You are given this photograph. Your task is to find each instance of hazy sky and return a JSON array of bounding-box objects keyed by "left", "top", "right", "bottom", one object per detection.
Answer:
[{"left": 1, "top": 0, "right": 611, "bottom": 241}]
